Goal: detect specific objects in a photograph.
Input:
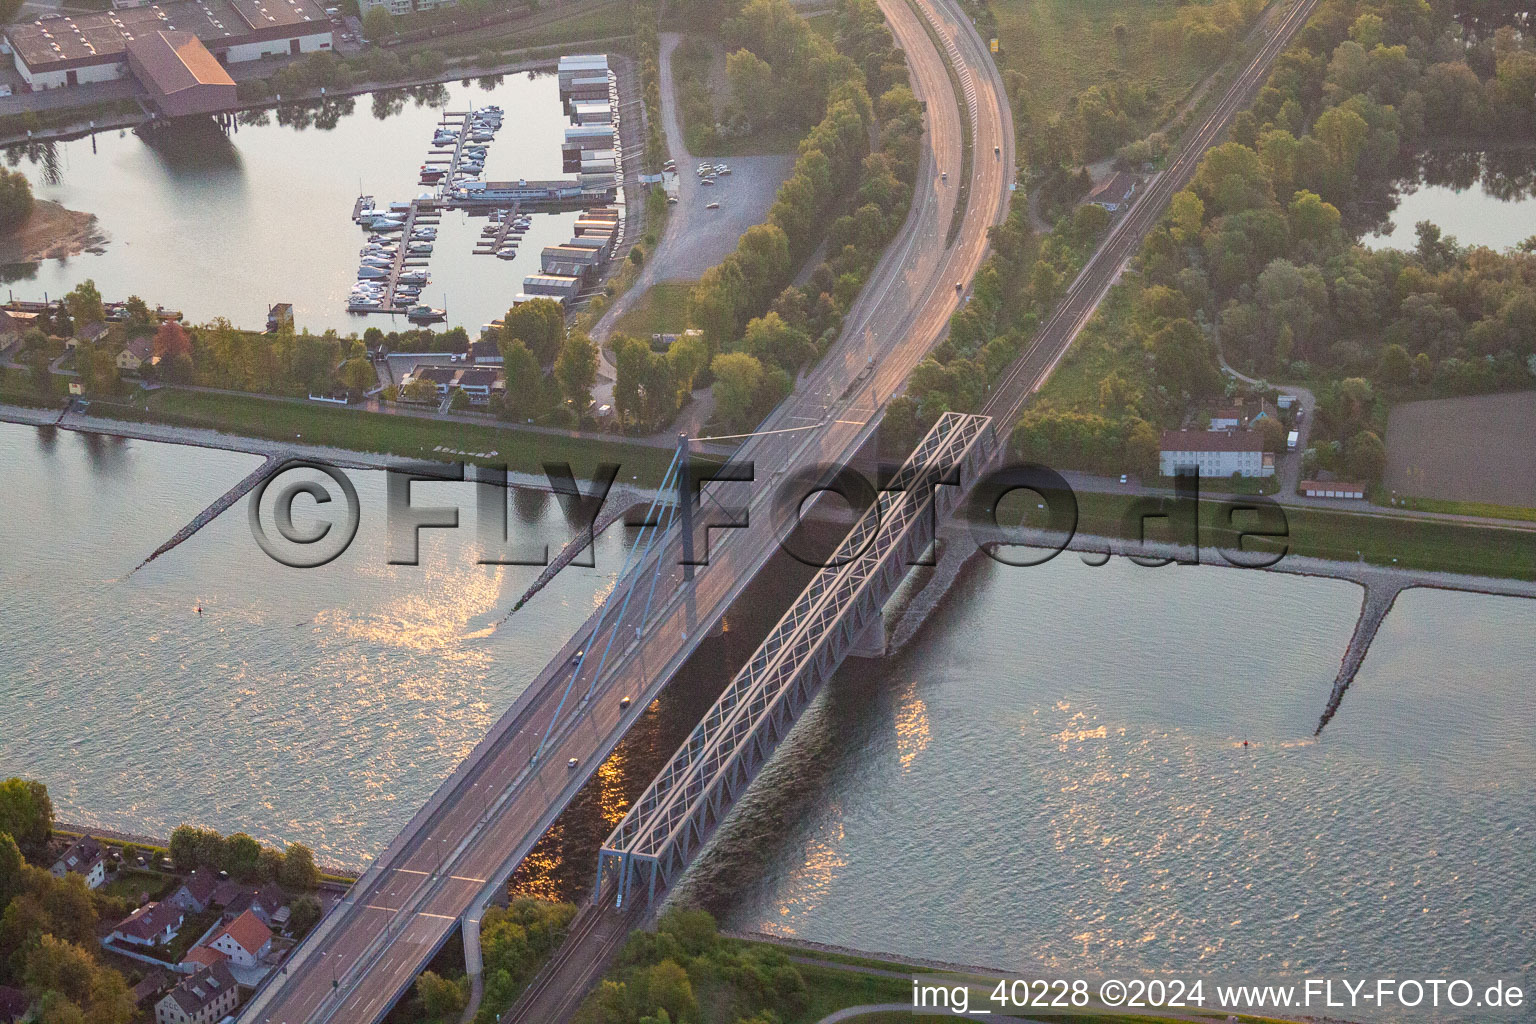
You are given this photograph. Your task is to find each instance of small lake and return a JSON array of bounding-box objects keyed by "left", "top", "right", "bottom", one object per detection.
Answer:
[
  {"left": 1363, "top": 150, "right": 1536, "bottom": 252},
  {"left": 2, "top": 73, "right": 592, "bottom": 335}
]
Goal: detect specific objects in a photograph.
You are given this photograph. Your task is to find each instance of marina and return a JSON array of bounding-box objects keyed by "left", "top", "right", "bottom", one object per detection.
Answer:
[
  {"left": 3, "top": 75, "right": 609, "bottom": 334},
  {"left": 344, "top": 54, "right": 628, "bottom": 320}
]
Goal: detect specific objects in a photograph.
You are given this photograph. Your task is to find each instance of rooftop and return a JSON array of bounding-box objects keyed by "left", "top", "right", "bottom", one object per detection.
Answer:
[
  {"left": 127, "top": 30, "right": 234, "bottom": 94},
  {"left": 164, "top": 961, "right": 238, "bottom": 1015},
  {"left": 1160, "top": 428, "right": 1264, "bottom": 453},
  {"left": 209, "top": 909, "right": 272, "bottom": 954},
  {"left": 113, "top": 901, "right": 183, "bottom": 942},
  {"left": 8, "top": 0, "right": 326, "bottom": 71}
]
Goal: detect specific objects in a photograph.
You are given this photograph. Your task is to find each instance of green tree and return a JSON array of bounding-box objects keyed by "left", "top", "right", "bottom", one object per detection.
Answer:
[
  {"left": 279, "top": 842, "right": 321, "bottom": 890},
  {"left": 222, "top": 833, "right": 262, "bottom": 881},
  {"left": 288, "top": 894, "right": 322, "bottom": 936},
  {"left": 361, "top": 5, "right": 392, "bottom": 40},
  {"left": 500, "top": 338, "right": 545, "bottom": 420},
  {"left": 500, "top": 298, "right": 566, "bottom": 366},
  {"left": 0, "top": 167, "right": 33, "bottom": 233},
  {"left": 63, "top": 280, "right": 105, "bottom": 328},
  {"left": 553, "top": 332, "right": 598, "bottom": 413},
  {"left": 641, "top": 960, "right": 696, "bottom": 1022},
  {"left": 1148, "top": 318, "right": 1222, "bottom": 398},
  {"left": 416, "top": 970, "right": 466, "bottom": 1019},
  {"left": 0, "top": 778, "right": 52, "bottom": 858},
  {"left": 0, "top": 833, "right": 22, "bottom": 908},
  {"left": 1345, "top": 429, "right": 1386, "bottom": 482},
  {"left": 710, "top": 352, "right": 765, "bottom": 430}
]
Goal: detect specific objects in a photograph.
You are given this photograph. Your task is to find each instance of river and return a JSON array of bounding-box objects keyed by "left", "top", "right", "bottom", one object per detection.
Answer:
[
  {"left": 3, "top": 422, "right": 1532, "bottom": 995},
  {"left": 0, "top": 419, "right": 633, "bottom": 866},
  {"left": 691, "top": 553, "right": 1536, "bottom": 994},
  {"left": 1, "top": 73, "right": 586, "bottom": 335}
]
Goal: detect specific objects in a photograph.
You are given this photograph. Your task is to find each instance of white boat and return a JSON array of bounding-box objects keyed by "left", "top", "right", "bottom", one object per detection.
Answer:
[
  {"left": 357, "top": 266, "right": 388, "bottom": 279},
  {"left": 398, "top": 271, "right": 429, "bottom": 285},
  {"left": 496, "top": 247, "right": 517, "bottom": 259},
  {"left": 387, "top": 201, "right": 413, "bottom": 212},
  {"left": 412, "top": 227, "right": 437, "bottom": 239},
  {"left": 372, "top": 221, "right": 404, "bottom": 233}
]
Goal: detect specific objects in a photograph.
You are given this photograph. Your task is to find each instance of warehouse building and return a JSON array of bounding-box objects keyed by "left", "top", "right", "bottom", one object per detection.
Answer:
[
  {"left": 7, "top": 0, "right": 331, "bottom": 92},
  {"left": 127, "top": 30, "right": 236, "bottom": 116}
]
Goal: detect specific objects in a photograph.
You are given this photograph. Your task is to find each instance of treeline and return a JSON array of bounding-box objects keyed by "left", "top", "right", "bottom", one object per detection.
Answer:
[
  {"left": 609, "top": 0, "right": 923, "bottom": 433},
  {"left": 574, "top": 909, "right": 810, "bottom": 1024},
  {"left": 490, "top": 298, "right": 599, "bottom": 424},
  {"left": 0, "top": 778, "right": 135, "bottom": 1024},
  {"left": 167, "top": 824, "right": 322, "bottom": 889},
  {"left": 1134, "top": 0, "right": 1536, "bottom": 470}
]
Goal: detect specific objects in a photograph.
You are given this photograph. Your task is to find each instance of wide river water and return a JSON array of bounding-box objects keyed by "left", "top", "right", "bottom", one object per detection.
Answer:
[
  {"left": 1, "top": 422, "right": 1532, "bottom": 993},
  {"left": 2, "top": 73, "right": 587, "bottom": 334}
]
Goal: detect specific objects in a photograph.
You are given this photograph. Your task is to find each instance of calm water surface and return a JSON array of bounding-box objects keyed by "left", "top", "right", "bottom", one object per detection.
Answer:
[
  {"left": 1364, "top": 150, "right": 1536, "bottom": 252},
  {"left": 2, "top": 74, "right": 588, "bottom": 334},
  {"left": 3, "top": 428, "right": 1532, "bottom": 991},
  {"left": 0, "top": 421, "right": 631, "bottom": 865},
  {"left": 699, "top": 555, "right": 1536, "bottom": 989}
]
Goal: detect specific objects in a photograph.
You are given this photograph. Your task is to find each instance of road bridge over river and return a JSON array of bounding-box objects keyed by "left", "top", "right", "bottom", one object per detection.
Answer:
[{"left": 237, "top": 0, "right": 1010, "bottom": 1013}]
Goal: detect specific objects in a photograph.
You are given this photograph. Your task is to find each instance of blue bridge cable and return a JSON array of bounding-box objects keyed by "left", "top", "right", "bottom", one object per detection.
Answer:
[{"left": 530, "top": 446, "right": 682, "bottom": 767}]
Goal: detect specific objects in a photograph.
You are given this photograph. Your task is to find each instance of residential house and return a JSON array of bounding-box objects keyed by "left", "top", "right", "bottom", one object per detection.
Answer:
[
  {"left": 399, "top": 365, "right": 504, "bottom": 405},
  {"left": 154, "top": 961, "right": 240, "bottom": 1024},
  {"left": 1086, "top": 171, "right": 1139, "bottom": 211},
  {"left": 1159, "top": 429, "right": 1275, "bottom": 479},
  {"left": 51, "top": 835, "right": 107, "bottom": 889},
  {"left": 75, "top": 321, "right": 110, "bottom": 348},
  {"left": 205, "top": 910, "right": 271, "bottom": 968},
  {"left": 1209, "top": 396, "right": 1278, "bottom": 431},
  {"left": 117, "top": 335, "right": 153, "bottom": 371},
  {"left": 0, "top": 986, "right": 29, "bottom": 1024},
  {"left": 169, "top": 870, "right": 220, "bottom": 914},
  {"left": 178, "top": 945, "right": 228, "bottom": 973},
  {"left": 223, "top": 884, "right": 287, "bottom": 928},
  {"left": 109, "top": 901, "right": 185, "bottom": 947},
  {"left": 0, "top": 309, "right": 40, "bottom": 338},
  {"left": 132, "top": 969, "right": 172, "bottom": 1007}
]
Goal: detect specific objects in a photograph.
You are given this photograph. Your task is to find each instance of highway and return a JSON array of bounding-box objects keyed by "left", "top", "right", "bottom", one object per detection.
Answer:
[
  {"left": 984, "top": 0, "right": 1322, "bottom": 424},
  {"left": 237, "top": 0, "right": 1012, "bottom": 1020}
]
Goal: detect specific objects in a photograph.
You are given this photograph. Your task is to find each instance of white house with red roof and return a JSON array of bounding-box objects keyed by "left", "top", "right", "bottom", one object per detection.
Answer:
[{"left": 205, "top": 910, "right": 271, "bottom": 968}]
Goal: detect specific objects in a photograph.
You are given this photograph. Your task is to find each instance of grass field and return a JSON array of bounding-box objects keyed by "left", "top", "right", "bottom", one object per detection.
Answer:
[
  {"left": 98, "top": 388, "right": 675, "bottom": 486},
  {"left": 1069, "top": 490, "right": 1536, "bottom": 581},
  {"left": 612, "top": 280, "right": 696, "bottom": 339},
  {"left": 990, "top": 0, "right": 1237, "bottom": 122}
]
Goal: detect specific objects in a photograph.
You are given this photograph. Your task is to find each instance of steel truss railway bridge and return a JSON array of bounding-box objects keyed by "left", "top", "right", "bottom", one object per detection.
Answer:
[{"left": 597, "top": 412, "right": 996, "bottom": 907}]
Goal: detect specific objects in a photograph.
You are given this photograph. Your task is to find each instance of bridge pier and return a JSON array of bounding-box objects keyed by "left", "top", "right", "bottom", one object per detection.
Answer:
[
  {"left": 458, "top": 902, "right": 486, "bottom": 1024},
  {"left": 846, "top": 613, "right": 887, "bottom": 659}
]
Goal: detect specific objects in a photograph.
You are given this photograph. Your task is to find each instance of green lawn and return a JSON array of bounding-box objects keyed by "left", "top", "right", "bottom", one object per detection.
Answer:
[
  {"left": 98, "top": 869, "right": 173, "bottom": 903},
  {"left": 990, "top": 0, "right": 1238, "bottom": 122},
  {"left": 100, "top": 388, "right": 675, "bottom": 486},
  {"left": 612, "top": 281, "right": 697, "bottom": 340},
  {"left": 1070, "top": 490, "right": 1536, "bottom": 581}
]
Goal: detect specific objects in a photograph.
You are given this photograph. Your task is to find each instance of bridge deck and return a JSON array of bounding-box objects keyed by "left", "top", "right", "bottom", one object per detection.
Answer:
[{"left": 598, "top": 413, "right": 995, "bottom": 905}]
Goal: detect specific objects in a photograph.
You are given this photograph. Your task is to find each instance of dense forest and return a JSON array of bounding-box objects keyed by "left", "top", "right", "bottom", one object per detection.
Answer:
[{"left": 913, "top": 0, "right": 1536, "bottom": 482}]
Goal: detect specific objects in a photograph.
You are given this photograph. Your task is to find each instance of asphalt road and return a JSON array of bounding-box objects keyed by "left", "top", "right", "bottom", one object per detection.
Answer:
[{"left": 235, "top": 0, "right": 1012, "bottom": 1018}]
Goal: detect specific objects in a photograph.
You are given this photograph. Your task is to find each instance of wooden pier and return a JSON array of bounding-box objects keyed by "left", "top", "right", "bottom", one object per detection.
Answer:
[{"left": 471, "top": 207, "right": 527, "bottom": 257}]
